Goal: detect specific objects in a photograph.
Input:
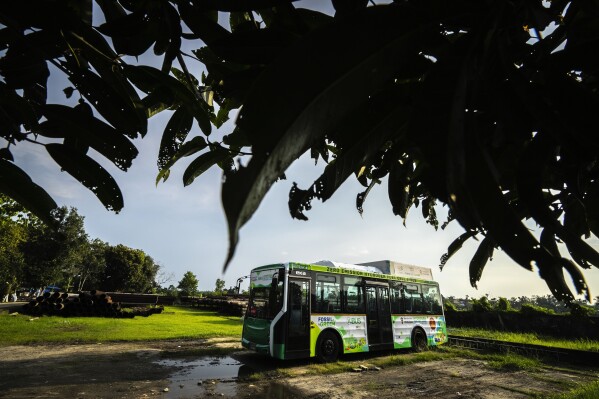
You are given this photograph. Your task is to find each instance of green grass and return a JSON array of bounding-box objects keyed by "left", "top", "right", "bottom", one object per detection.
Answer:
[
  {"left": 544, "top": 381, "right": 599, "bottom": 399},
  {"left": 370, "top": 348, "right": 458, "bottom": 368},
  {"left": 426, "top": 347, "right": 542, "bottom": 371},
  {"left": 486, "top": 353, "right": 542, "bottom": 371},
  {"left": 448, "top": 327, "right": 599, "bottom": 352},
  {"left": 302, "top": 361, "right": 351, "bottom": 375},
  {"left": 0, "top": 306, "right": 243, "bottom": 346}
]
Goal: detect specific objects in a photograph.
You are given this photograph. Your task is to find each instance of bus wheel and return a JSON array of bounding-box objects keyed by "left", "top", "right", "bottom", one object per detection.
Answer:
[
  {"left": 412, "top": 328, "right": 428, "bottom": 352},
  {"left": 317, "top": 331, "right": 340, "bottom": 362}
]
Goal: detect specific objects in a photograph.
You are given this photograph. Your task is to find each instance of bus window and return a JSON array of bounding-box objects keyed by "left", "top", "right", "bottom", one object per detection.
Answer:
[
  {"left": 314, "top": 274, "right": 341, "bottom": 313},
  {"left": 247, "top": 275, "right": 283, "bottom": 320},
  {"left": 390, "top": 282, "right": 401, "bottom": 313},
  {"left": 402, "top": 284, "right": 421, "bottom": 314},
  {"left": 422, "top": 285, "right": 443, "bottom": 314},
  {"left": 343, "top": 276, "right": 364, "bottom": 313}
]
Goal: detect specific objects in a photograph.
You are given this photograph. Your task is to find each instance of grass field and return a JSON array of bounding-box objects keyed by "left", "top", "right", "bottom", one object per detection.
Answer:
[
  {"left": 448, "top": 327, "right": 599, "bottom": 352},
  {"left": 0, "top": 306, "right": 243, "bottom": 346},
  {"left": 547, "top": 381, "right": 599, "bottom": 399}
]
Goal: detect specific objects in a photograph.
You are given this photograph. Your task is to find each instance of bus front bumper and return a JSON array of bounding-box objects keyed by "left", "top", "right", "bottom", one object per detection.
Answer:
[{"left": 241, "top": 337, "right": 270, "bottom": 354}]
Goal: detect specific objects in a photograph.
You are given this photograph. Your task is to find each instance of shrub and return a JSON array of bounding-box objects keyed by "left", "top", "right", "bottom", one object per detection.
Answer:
[
  {"left": 444, "top": 300, "right": 458, "bottom": 312},
  {"left": 520, "top": 303, "right": 555, "bottom": 315},
  {"left": 471, "top": 296, "right": 493, "bottom": 312},
  {"left": 569, "top": 303, "right": 595, "bottom": 318},
  {"left": 496, "top": 297, "right": 511, "bottom": 312}
]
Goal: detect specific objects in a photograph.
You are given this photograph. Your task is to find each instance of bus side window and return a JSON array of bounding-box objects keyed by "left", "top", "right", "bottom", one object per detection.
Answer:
[
  {"left": 403, "top": 284, "right": 420, "bottom": 314},
  {"left": 316, "top": 274, "right": 340, "bottom": 313},
  {"left": 422, "top": 285, "right": 442, "bottom": 314},
  {"left": 390, "top": 283, "right": 401, "bottom": 313},
  {"left": 342, "top": 276, "right": 363, "bottom": 313},
  {"left": 401, "top": 288, "right": 411, "bottom": 313}
]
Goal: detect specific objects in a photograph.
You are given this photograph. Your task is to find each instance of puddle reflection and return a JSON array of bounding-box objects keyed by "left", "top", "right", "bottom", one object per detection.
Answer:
[{"left": 157, "top": 355, "right": 301, "bottom": 398}]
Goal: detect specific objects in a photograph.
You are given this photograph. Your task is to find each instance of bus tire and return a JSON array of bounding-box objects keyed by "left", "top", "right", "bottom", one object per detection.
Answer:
[
  {"left": 411, "top": 328, "right": 428, "bottom": 352},
  {"left": 316, "top": 330, "right": 341, "bottom": 363}
]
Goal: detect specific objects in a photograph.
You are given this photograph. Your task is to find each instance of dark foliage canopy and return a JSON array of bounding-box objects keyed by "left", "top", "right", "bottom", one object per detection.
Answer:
[{"left": 1, "top": 0, "right": 598, "bottom": 303}]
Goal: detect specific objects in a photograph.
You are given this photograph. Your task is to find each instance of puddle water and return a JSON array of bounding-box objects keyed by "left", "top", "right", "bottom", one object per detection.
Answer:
[
  {"left": 158, "top": 356, "right": 242, "bottom": 398},
  {"left": 157, "top": 356, "right": 302, "bottom": 398}
]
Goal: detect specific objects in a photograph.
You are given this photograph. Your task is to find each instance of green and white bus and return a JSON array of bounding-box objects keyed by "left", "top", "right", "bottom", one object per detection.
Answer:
[{"left": 241, "top": 260, "right": 447, "bottom": 362}]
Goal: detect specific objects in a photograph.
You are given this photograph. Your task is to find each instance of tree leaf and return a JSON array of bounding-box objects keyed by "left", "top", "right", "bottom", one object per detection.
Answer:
[
  {"left": 46, "top": 143, "right": 123, "bottom": 212},
  {"left": 356, "top": 179, "right": 378, "bottom": 216},
  {"left": 585, "top": 180, "right": 599, "bottom": 239},
  {"left": 440, "top": 231, "right": 475, "bottom": 270},
  {"left": 540, "top": 228, "right": 560, "bottom": 258},
  {"left": 156, "top": 136, "right": 208, "bottom": 185},
  {"left": 463, "top": 115, "right": 574, "bottom": 301},
  {"left": 469, "top": 237, "right": 495, "bottom": 288},
  {"left": 37, "top": 104, "right": 138, "bottom": 171},
  {"left": 388, "top": 158, "right": 413, "bottom": 221},
  {"left": 517, "top": 131, "right": 599, "bottom": 269},
  {"left": 158, "top": 107, "right": 194, "bottom": 170},
  {"left": 66, "top": 66, "right": 146, "bottom": 138},
  {"left": 288, "top": 103, "right": 411, "bottom": 221},
  {"left": 177, "top": 2, "right": 230, "bottom": 45},
  {"left": 0, "top": 148, "right": 13, "bottom": 161},
  {"left": 564, "top": 196, "right": 591, "bottom": 239},
  {"left": 560, "top": 258, "right": 590, "bottom": 300},
  {"left": 183, "top": 147, "right": 230, "bottom": 186},
  {"left": 210, "top": 27, "right": 299, "bottom": 65},
  {"left": 123, "top": 65, "right": 212, "bottom": 135},
  {"left": 0, "top": 159, "right": 57, "bottom": 226},
  {"left": 97, "top": 9, "right": 156, "bottom": 56}
]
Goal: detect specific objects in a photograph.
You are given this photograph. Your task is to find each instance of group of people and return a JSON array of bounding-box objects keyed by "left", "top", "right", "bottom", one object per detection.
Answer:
[
  {"left": 1, "top": 288, "right": 45, "bottom": 303},
  {"left": 1, "top": 291, "right": 18, "bottom": 302}
]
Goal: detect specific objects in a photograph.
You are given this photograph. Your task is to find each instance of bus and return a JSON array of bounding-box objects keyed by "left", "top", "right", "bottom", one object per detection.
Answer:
[{"left": 241, "top": 260, "right": 447, "bottom": 362}]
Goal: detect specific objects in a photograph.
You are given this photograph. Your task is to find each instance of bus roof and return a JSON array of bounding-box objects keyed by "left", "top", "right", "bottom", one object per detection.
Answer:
[{"left": 250, "top": 261, "right": 438, "bottom": 285}]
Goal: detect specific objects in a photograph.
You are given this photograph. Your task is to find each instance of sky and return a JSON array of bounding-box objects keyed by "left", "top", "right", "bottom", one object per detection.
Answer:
[{"left": 5, "top": 1, "right": 599, "bottom": 300}]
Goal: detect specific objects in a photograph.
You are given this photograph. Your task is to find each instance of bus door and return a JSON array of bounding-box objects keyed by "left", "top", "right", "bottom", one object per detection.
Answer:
[
  {"left": 285, "top": 277, "right": 311, "bottom": 358},
  {"left": 365, "top": 283, "right": 393, "bottom": 349}
]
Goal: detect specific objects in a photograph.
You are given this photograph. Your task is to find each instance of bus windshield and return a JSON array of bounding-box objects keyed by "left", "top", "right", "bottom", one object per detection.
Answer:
[{"left": 247, "top": 268, "right": 283, "bottom": 320}]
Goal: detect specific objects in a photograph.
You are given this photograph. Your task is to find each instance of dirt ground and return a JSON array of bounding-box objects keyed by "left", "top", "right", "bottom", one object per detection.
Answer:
[{"left": 0, "top": 339, "right": 597, "bottom": 399}]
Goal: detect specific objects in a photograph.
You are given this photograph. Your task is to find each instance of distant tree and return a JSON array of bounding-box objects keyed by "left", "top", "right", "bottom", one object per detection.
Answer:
[
  {"left": 178, "top": 271, "right": 199, "bottom": 297},
  {"left": 21, "top": 207, "right": 88, "bottom": 290},
  {"left": 496, "top": 297, "right": 511, "bottom": 312},
  {"left": 164, "top": 284, "right": 179, "bottom": 297},
  {"left": 471, "top": 296, "right": 493, "bottom": 312},
  {"left": 73, "top": 239, "right": 108, "bottom": 292},
  {"left": 0, "top": 222, "right": 26, "bottom": 300},
  {"left": 155, "top": 268, "right": 175, "bottom": 288},
  {"left": 102, "top": 244, "right": 158, "bottom": 292},
  {"left": 214, "top": 278, "right": 226, "bottom": 295}
]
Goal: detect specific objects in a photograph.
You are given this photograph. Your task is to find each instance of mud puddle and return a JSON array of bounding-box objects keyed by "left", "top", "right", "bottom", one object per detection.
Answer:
[{"left": 157, "top": 355, "right": 302, "bottom": 398}]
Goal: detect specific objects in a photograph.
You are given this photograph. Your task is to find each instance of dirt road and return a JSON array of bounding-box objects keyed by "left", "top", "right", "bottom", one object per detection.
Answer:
[{"left": 0, "top": 340, "right": 596, "bottom": 398}]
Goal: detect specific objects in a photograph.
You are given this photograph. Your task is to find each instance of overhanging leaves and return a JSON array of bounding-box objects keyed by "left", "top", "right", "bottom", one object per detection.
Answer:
[
  {"left": 158, "top": 107, "right": 194, "bottom": 171},
  {"left": 46, "top": 143, "right": 124, "bottom": 212},
  {"left": 37, "top": 104, "right": 138, "bottom": 171},
  {"left": 469, "top": 237, "right": 495, "bottom": 288},
  {"left": 156, "top": 136, "right": 208, "bottom": 185},
  {"left": 223, "top": 4, "right": 441, "bottom": 269},
  {"left": 183, "top": 147, "right": 231, "bottom": 187},
  {"left": 440, "top": 231, "right": 475, "bottom": 270},
  {"left": 0, "top": 159, "right": 57, "bottom": 226}
]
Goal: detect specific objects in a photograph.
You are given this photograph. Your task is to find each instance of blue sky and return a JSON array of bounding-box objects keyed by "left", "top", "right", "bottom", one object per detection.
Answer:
[{"left": 6, "top": 1, "right": 599, "bottom": 299}]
